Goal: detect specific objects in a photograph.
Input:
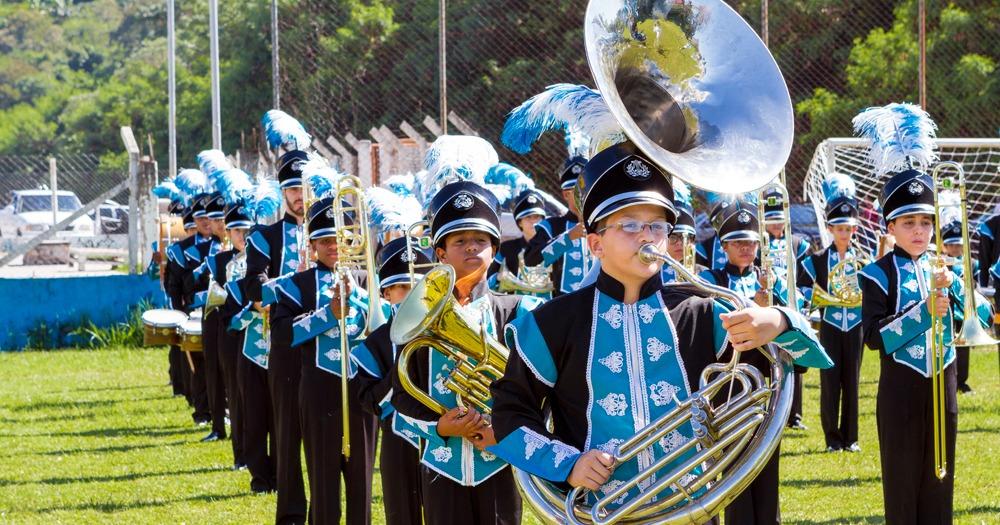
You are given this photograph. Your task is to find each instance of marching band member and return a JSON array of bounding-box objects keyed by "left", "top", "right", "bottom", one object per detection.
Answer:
[
  {"left": 151, "top": 180, "right": 192, "bottom": 398},
  {"left": 488, "top": 188, "right": 547, "bottom": 282},
  {"left": 489, "top": 141, "right": 831, "bottom": 525},
  {"left": 352, "top": 237, "right": 433, "bottom": 525},
  {"left": 501, "top": 85, "right": 597, "bottom": 297},
  {"left": 855, "top": 104, "right": 960, "bottom": 524},
  {"left": 695, "top": 194, "right": 796, "bottom": 523},
  {"left": 975, "top": 205, "right": 1000, "bottom": 297},
  {"left": 797, "top": 173, "right": 865, "bottom": 451},
  {"left": 661, "top": 177, "right": 703, "bottom": 283},
  {"left": 242, "top": 110, "right": 311, "bottom": 524},
  {"left": 270, "top": 167, "right": 386, "bottom": 523},
  {"left": 224, "top": 178, "right": 283, "bottom": 494},
  {"left": 391, "top": 136, "right": 543, "bottom": 525},
  {"left": 695, "top": 192, "right": 735, "bottom": 270},
  {"left": 167, "top": 169, "right": 216, "bottom": 426}
]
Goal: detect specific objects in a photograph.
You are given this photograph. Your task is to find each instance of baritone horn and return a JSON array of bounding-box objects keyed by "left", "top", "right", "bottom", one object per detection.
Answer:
[
  {"left": 331, "top": 175, "right": 385, "bottom": 459},
  {"left": 515, "top": 1, "right": 797, "bottom": 523},
  {"left": 392, "top": 265, "right": 508, "bottom": 416}
]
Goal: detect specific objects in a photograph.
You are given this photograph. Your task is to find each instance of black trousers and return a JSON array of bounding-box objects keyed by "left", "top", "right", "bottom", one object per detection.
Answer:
[
  {"left": 818, "top": 323, "right": 863, "bottom": 448},
  {"left": 219, "top": 323, "right": 245, "bottom": 464},
  {"left": 725, "top": 444, "right": 780, "bottom": 525},
  {"left": 202, "top": 312, "right": 228, "bottom": 437},
  {"left": 955, "top": 346, "right": 971, "bottom": 389},
  {"left": 269, "top": 341, "right": 307, "bottom": 525},
  {"left": 379, "top": 418, "right": 423, "bottom": 525},
  {"left": 421, "top": 465, "right": 522, "bottom": 525},
  {"left": 298, "top": 363, "right": 378, "bottom": 525},
  {"left": 188, "top": 351, "right": 210, "bottom": 423},
  {"left": 238, "top": 345, "right": 276, "bottom": 493},
  {"left": 168, "top": 344, "right": 185, "bottom": 396},
  {"left": 877, "top": 359, "right": 957, "bottom": 525},
  {"left": 788, "top": 369, "right": 805, "bottom": 426}
]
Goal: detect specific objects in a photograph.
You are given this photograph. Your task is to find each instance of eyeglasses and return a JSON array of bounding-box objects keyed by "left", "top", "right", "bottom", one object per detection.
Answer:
[{"left": 597, "top": 219, "right": 673, "bottom": 239}]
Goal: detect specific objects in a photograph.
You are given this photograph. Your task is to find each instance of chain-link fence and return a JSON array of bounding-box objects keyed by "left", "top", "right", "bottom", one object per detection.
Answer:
[{"left": 275, "top": 0, "right": 1000, "bottom": 200}]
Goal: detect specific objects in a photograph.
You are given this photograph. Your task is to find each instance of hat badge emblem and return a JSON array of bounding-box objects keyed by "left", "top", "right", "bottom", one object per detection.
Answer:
[
  {"left": 526, "top": 195, "right": 538, "bottom": 204},
  {"left": 840, "top": 204, "right": 850, "bottom": 212},
  {"left": 625, "top": 159, "right": 651, "bottom": 180},
  {"left": 737, "top": 211, "right": 752, "bottom": 224},
  {"left": 907, "top": 181, "right": 924, "bottom": 195},
  {"left": 291, "top": 160, "right": 307, "bottom": 172},
  {"left": 571, "top": 164, "right": 583, "bottom": 175},
  {"left": 399, "top": 249, "right": 412, "bottom": 262},
  {"left": 325, "top": 207, "right": 336, "bottom": 219},
  {"left": 452, "top": 193, "right": 474, "bottom": 210}
]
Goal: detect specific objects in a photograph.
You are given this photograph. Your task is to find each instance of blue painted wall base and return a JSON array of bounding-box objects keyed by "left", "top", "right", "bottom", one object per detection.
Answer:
[{"left": 0, "top": 274, "right": 166, "bottom": 350}]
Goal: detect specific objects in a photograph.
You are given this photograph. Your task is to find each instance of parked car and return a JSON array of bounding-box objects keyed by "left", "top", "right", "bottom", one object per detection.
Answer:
[
  {"left": 89, "top": 200, "right": 129, "bottom": 234},
  {"left": 0, "top": 190, "right": 95, "bottom": 238},
  {"left": 789, "top": 203, "right": 821, "bottom": 249}
]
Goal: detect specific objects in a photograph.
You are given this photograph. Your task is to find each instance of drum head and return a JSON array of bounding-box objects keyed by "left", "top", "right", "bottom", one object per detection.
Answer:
[
  {"left": 142, "top": 309, "right": 189, "bottom": 328},
  {"left": 181, "top": 320, "right": 202, "bottom": 336}
]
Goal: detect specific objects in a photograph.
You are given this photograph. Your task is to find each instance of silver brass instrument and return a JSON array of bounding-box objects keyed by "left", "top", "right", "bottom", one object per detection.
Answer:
[
  {"left": 516, "top": 1, "right": 796, "bottom": 523},
  {"left": 332, "top": 175, "right": 385, "bottom": 459},
  {"left": 755, "top": 179, "right": 795, "bottom": 307},
  {"left": 496, "top": 253, "right": 554, "bottom": 294},
  {"left": 392, "top": 265, "right": 509, "bottom": 416}
]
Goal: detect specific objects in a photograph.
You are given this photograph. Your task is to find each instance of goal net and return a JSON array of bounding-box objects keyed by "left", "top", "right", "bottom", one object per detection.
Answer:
[{"left": 803, "top": 138, "right": 1000, "bottom": 257}]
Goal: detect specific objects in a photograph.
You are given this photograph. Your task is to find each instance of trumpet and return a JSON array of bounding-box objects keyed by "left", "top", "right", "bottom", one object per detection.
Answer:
[
  {"left": 928, "top": 162, "right": 999, "bottom": 480},
  {"left": 392, "top": 265, "right": 508, "bottom": 416},
  {"left": 496, "top": 253, "right": 554, "bottom": 295}
]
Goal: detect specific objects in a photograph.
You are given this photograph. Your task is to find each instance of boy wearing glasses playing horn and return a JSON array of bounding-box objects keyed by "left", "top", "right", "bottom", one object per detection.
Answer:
[{"left": 489, "top": 141, "right": 831, "bottom": 523}]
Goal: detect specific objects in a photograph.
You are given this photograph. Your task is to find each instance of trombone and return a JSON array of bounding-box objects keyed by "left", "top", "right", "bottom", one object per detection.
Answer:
[
  {"left": 755, "top": 179, "right": 796, "bottom": 308},
  {"left": 332, "top": 175, "right": 385, "bottom": 459},
  {"left": 929, "top": 161, "right": 999, "bottom": 480}
]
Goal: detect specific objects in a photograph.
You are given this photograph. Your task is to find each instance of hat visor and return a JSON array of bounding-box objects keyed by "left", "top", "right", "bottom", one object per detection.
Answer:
[
  {"left": 885, "top": 204, "right": 935, "bottom": 222},
  {"left": 720, "top": 230, "right": 761, "bottom": 242},
  {"left": 379, "top": 273, "right": 419, "bottom": 289},
  {"left": 515, "top": 208, "right": 546, "bottom": 221},
  {"left": 280, "top": 177, "right": 302, "bottom": 189},
  {"left": 589, "top": 192, "right": 676, "bottom": 229},
  {"left": 226, "top": 220, "right": 255, "bottom": 229},
  {"left": 309, "top": 226, "right": 339, "bottom": 240},
  {"left": 432, "top": 218, "right": 500, "bottom": 245},
  {"left": 826, "top": 217, "right": 857, "bottom": 226}
]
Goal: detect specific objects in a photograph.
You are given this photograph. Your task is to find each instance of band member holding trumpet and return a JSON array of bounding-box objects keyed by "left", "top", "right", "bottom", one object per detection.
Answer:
[
  {"left": 352, "top": 236, "right": 433, "bottom": 525},
  {"left": 855, "top": 104, "right": 960, "bottom": 524},
  {"left": 489, "top": 142, "right": 831, "bottom": 523},
  {"left": 391, "top": 142, "right": 544, "bottom": 524},
  {"left": 661, "top": 177, "right": 702, "bottom": 283},
  {"left": 242, "top": 109, "right": 314, "bottom": 525},
  {"left": 797, "top": 172, "right": 865, "bottom": 452}
]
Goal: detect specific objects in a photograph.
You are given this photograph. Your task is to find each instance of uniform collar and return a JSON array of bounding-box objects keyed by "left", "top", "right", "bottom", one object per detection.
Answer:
[
  {"left": 595, "top": 270, "right": 662, "bottom": 303},
  {"left": 892, "top": 245, "right": 924, "bottom": 261},
  {"left": 724, "top": 263, "right": 754, "bottom": 277},
  {"left": 282, "top": 212, "right": 301, "bottom": 226}
]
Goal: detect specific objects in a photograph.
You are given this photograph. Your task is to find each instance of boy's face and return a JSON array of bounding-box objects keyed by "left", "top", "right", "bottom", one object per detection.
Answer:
[
  {"left": 561, "top": 188, "right": 579, "bottom": 217},
  {"left": 194, "top": 216, "right": 211, "bottom": 236},
  {"left": 210, "top": 218, "right": 226, "bottom": 237},
  {"left": 283, "top": 187, "right": 304, "bottom": 217},
  {"left": 435, "top": 230, "right": 494, "bottom": 279},
  {"left": 887, "top": 214, "right": 933, "bottom": 256},
  {"left": 828, "top": 224, "right": 857, "bottom": 245},
  {"left": 765, "top": 222, "right": 784, "bottom": 238},
  {"left": 229, "top": 228, "right": 248, "bottom": 251},
  {"left": 722, "top": 239, "right": 759, "bottom": 268},
  {"left": 381, "top": 283, "right": 412, "bottom": 305},
  {"left": 588, "top": 204, "right": 668, "bottom": 282},
  {"left": 666, "top": 233, "right": 685, "bottom": 261},
  {"left": 518, "top": 214, "right": 544, "bottom": 239},
  {"left": 311, "top": 237, "right": 339, "bottom": 267},
  {"left": 943, "top": 244, "right": 962, "bottom": 257}
]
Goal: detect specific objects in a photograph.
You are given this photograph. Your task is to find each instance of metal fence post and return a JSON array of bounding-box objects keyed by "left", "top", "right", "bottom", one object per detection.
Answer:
[
  {"left": 139, "top": 157, "right": 158, "bottom": 273},
  {"left": 122, "top": 127, "right": 140, "bottom": 274},
  {"left": 49, "top": 157, "right": 57, "bottom": 228}
]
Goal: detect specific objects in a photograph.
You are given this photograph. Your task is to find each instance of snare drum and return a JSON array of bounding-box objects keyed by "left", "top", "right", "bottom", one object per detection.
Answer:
[
  {"left": 180, "top": 319, "right": 204, "bottom": 353},
  {"left": 142, "top": 309, "right": 188, "bottom": 346}
]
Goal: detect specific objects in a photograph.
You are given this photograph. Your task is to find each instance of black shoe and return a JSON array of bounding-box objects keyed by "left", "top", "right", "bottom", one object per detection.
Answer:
[
  {"left": 788, "top": 420, "right": 808, "bottom": 431},
  {"left": 844, "top": 442, "right": 861, "bottom": 452},
  {"left": 233, "top": 462, "right": 248, "bottom": 471},
  {"left": 250, "top": 481, "right": 275, "bottom": 494},
  {"left": 958, "top": 383, "right": 973, "bottom": 394},
  {"left": 825, "top": 445, "right": 842, "bottom": 452},
  {"left": 200, "top": 431, "right": 223, "bottom": 442},
  {"left": 194, "top": 418, "right": 210, "bottom": 427}
]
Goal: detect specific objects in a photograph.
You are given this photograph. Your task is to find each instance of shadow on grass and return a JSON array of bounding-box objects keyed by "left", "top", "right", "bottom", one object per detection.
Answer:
[
  {"left": 955, "top": 504, "right": 1000, "bottom": 517},
  {"left": 780, "top": 448, "right": 829, "bottom": 459},
  {"left": 0, "top": 411, "right": 98, "bottom": 424},
  {"left": 0, "top": 465, "right": 223, "bottom": 487},
  {"left": 9, "top": 395, "right": 174, "bottom": 413},
  {"left": 1, "top": 425, "right": 196, "bottom": 439},
  {"left": 787, "top": 516, "right": 882, "bottom": 524},
  {"left": 36, "top": 439, "right": 190, "bottom": 457},
  {"left": 782, "top": 475, "right": 880, "bottom": 489},
  {"left": 957, "top": 424, "right": 998, "bottom": 435},
  {"left": 35, "top": 491, "right": 247, "bottom": 514},
  {"left": 71, "top": 384, "right": 162, "bottom": 393}
]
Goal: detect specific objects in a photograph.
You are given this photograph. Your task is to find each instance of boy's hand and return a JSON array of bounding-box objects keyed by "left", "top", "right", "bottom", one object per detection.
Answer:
[
  {"left": 253, "top": 302, "right": 269, "bottom": 315},
  {"left": 932, "top": 267, "right": 953, "bottom": 289},
  {"left": 437, "top": 407, "right": 486, "bottom": 438},
  {"left": 328, "top": 277, "right": 352, "bottom": 319},
  {"left": 568, "top": 223, "right": 586, "bottom": 241},
  {"left": 931, "top": 290, "right": 951, "bottom": 318},
  {"left": 720, "top": 307, "right": 789, "bottom": 352},
  {"left": 568, "top": 450, "right": 616, "bottom": 491},
  {"left": 470, "top": 425, "right": 496, "bottom": 450}
]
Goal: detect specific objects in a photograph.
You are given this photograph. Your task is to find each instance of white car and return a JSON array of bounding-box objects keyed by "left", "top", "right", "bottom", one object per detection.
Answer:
[{"left": 0, "top": 190, "right": 95, "bottom": 238}]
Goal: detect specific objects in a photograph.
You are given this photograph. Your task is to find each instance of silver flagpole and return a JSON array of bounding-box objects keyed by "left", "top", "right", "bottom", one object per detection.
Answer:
[
  {"left": 271, "top": 0, "right": 280, "bottom": 109},
  {"left": 167, "top": 0, "right": 177, "bottom": 178},
  {"left": 208, "top": 0, "right": 222, "bottom": 149}
]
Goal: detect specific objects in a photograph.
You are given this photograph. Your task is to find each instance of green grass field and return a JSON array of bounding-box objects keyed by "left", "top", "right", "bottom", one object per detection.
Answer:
[{"left": 0, "top": 346, "right": 996, "bottom": 524}]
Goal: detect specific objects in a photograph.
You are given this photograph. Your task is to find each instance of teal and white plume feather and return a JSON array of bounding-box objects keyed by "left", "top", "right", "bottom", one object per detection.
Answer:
[
  {"left": 262, "top": 110, "right": 312, "bottom": 151},
  {"left": 174, "top": 168, "right": 211, "bottom": 199},
  {"left": 366, "top": 186, "right": 423, "bottom": 238},
  {"left": 822, "top": 172, "right": 857, "bottom": 203},
  {"left": 852, "top": 103, "right": 939, "bottom": 174},
  {"left": 421, "top": 135, "right": 498, "bottom": 204},
  {"left": 500, "top": 83, "right": 622, "bottom": 155}
]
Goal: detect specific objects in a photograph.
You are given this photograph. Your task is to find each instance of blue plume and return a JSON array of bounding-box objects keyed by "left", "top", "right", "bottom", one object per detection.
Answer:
[
  {"left": 852, "top": 102, "right": 939, "bottom": 175},
  {"left": 216, "top": 168, "right": 254, "bottom": 206},
  {"left": 262, "top": 109, "right": 312, "bottom": 150},
  {"left": 383, "top": 173, "right": 416, "bottom": 198},
  {"left": 485, "top": 163, "right": 535, "bottom": 207},
  {"left": 822, "top": 172, "right": 856, "bottom": 203},
  {"left": 174, "top": 168, "right": 211, "bottom": 199},
  {"left": 704, "top": 191, "right": 734, "bottom": 208},
  {"left": 301, "top": 157, "right": 343, "bottom": 199},
  {"left": 196, "top": 149, "right": 233, "bottom": 189},
  {"left": 366, "top": 186, "right": 423, "bottom": 237},
  {"left": 672, "top": 177, "right": 692, "bottom": 208},
  {"left": 565, "top": 126, "right": 591, "bottom": 158},
  {"left": 500, "top": 83, "right": 622, "bottom": 155},
  {"left": 253, "top": 179, "right": 282, "bottom": 220},
  {"left": 152, "top": 180, "right": 186, "bottom": 205}
]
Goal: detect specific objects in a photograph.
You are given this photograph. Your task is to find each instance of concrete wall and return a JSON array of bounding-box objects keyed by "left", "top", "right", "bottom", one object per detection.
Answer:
[{"left": 0, "top": 274, "right": 164, "bottom": 350}]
